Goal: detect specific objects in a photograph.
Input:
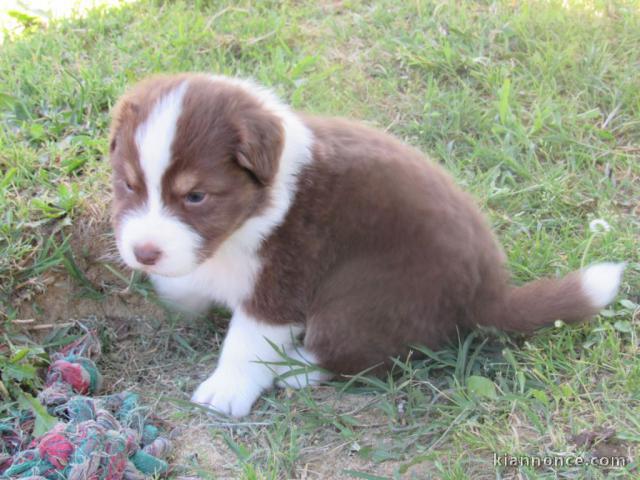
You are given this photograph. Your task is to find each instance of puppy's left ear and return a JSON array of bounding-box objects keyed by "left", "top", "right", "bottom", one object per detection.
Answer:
[{"left": 235, "top": 111, "right": 284, "bottom": 185}]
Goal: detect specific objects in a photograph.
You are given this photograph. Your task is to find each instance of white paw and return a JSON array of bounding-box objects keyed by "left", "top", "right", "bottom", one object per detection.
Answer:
[{"left": 191, "top": 368, "right": 262, "bottom": 418}]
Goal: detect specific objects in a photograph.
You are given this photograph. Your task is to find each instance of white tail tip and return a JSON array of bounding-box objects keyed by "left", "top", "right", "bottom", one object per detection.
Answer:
[{"left": 581, "top": 262, "right": 626, "bottom": 309}]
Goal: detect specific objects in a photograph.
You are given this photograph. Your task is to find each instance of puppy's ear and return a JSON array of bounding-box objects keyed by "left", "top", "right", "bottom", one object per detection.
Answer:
[
  {"left": 109, "top": 98, "right": 139, "bottom": 155},
  {"left": 235, "top": 111, "right": 284, "bottom": 185}
]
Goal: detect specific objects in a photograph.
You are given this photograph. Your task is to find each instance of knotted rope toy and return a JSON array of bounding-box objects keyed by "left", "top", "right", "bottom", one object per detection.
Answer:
[{"left": 0, "top": 331, "right": 172, "bottom": 479}]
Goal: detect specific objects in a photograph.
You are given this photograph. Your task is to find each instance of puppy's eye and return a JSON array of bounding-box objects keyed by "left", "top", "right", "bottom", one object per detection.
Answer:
[{"left": 185, "top": 191, "right": 206, "bottom": 204}]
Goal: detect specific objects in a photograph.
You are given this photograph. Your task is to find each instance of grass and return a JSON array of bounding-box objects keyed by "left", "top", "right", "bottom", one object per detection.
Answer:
[{"left": 1, "top": 0, "right": 639, "bottom": 478}]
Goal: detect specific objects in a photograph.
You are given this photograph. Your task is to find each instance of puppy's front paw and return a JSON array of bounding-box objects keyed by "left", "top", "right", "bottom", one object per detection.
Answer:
[{"left": 191, "top": 368, "right": 261, "bottom": 418}]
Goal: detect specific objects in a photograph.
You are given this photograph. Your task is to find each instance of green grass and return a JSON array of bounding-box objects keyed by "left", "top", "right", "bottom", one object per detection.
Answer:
[{"left": 1, "top": 0, "right": 639, "bottom": 478}]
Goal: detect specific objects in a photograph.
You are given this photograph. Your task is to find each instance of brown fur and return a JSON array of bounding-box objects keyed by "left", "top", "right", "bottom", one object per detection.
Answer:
[{"left": 246, "top": 116, "right": 598, "bottom": 374}]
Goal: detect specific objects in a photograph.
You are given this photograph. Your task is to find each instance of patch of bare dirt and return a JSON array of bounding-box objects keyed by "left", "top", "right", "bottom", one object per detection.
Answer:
[
  {"left": 11, "top": 206, "right": 165, "bottom": 327},
  {"left": 171, "top": 424, "right": 236, "bottom": 478}
]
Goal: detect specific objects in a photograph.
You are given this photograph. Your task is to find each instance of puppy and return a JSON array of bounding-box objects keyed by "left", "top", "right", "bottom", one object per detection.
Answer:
[{"left": 109, "top": 73, "right": 624, "bottom": 417}]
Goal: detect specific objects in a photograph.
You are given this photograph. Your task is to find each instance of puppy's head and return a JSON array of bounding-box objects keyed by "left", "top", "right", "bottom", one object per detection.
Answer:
[{"left": 109, "top": 74, "right": 284, "bottom": 277}]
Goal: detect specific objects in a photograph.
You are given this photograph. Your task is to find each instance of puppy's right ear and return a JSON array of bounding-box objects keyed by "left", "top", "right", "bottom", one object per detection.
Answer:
[{"left": 109, "top": 98, "right": 139, "bottom": 155}]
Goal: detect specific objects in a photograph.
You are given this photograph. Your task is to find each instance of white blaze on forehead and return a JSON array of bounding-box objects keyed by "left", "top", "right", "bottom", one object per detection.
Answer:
[
  {"left": 135, "top": 80, "right": 189, "bottom": 208},
  {"left": 117, "top": 80, "right": 203, "bottom": 277}
]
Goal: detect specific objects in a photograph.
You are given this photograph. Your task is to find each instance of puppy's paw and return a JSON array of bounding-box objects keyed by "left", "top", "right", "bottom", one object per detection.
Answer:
[{"left": 191, "top": 368, "right": 261, "bottom": 418}]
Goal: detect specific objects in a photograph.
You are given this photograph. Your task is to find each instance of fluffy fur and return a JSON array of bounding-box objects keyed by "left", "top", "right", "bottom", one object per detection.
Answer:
[{"left": 109, "top": 73, "right": 625, "bottom": 417}]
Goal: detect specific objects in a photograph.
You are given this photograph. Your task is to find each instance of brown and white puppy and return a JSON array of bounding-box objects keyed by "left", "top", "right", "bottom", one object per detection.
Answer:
[{"left": 109, "top": 73, "right": 625, "bottom": 417}]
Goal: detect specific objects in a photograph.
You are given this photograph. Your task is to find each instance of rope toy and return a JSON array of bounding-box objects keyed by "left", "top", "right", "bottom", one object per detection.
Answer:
[{"left": 0, "top": 331, "right": 172, "bottom": 479}]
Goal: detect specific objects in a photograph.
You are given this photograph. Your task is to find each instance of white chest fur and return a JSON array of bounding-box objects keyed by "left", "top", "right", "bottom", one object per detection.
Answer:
[{"left": 150, "top": 230, "right": 262, "bottom": 313}]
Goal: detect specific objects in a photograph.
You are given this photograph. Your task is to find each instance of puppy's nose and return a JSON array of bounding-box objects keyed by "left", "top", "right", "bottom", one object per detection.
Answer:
[{"left": 133, "top": 243, "right": 162, "bottom": 266}]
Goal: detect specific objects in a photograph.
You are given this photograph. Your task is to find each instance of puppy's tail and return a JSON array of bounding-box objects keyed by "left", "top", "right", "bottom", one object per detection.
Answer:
[{"left": 485, "top": 262, "right": 625, "bottom": 332}]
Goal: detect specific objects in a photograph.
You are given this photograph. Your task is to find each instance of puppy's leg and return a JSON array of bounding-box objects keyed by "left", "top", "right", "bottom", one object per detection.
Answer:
[
  {"left": 274, "top": 345, "right": 333, "bottom": 389},
  {"left": 301, "top": 258, "right": 457, "bottom": 377},
  {"left": 191, "top": 308, "right": 302, "bottom": 417}
]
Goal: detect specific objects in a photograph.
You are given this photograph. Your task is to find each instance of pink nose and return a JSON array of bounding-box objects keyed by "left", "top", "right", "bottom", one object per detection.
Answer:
[{"left": 133, "top": 243, "right": 162, "bottom": 266}]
